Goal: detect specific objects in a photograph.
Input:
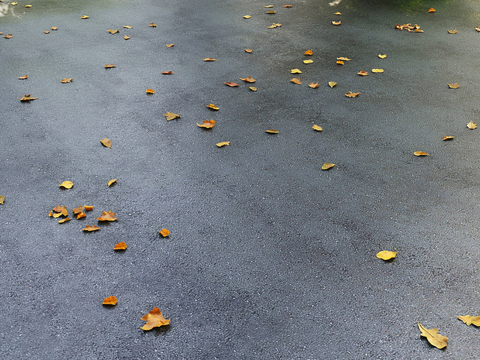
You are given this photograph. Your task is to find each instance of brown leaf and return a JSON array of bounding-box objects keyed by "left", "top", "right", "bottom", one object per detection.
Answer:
[
  {"left": 467, "top": 121, "right": 477, "bottom": 129},
  {"left": 283, "top": 5, "right": 293, "bottom": 8},
  {"left": 108, "top": 179, "right": 117, "bottom": 187},
  {"left": 332, "top": 21, "right": 341, "bottom": 26},
  {"left": 141, "top": 308, "right": 170, "bottom": 330},
  {"left": 264, "top": 5, "right": 274, "bottom": 8},
  {"left": 443, "top": 136, "right": 454, "bottom": 141},
  {"left": 240, "top": 76, "right": 256, "bottom": 83},
  {"left": 197, "top": 120, "right": 216, "bottom": 129},
  {"left": 458, "top": 315, "right": 480, "bottom": 326},
  {"left": 290, "top": 78, "right": 301, "bottom": 85},
  {"left": 103, "top": 296, "right": 118, "bottom": 306},
  {"left": 414, "top": 151, "right": 429, "bottom": 156},
  {"left": 158, "top": 228, "right": 170, "bottom": 237},
  {"left": 245, "top": 49, "right": 253, "bottom": 53},
  {"left": 207, "top": 104, "right": 219, "bottom": 111},
  {"left": 266, "top": 129, "right": 279, "bottom": 134},
  {"left": 309, "top": 82, "right": 319, "bottom": 89},
  {"left": 4, "top": 34, "right": 13, "bottom": 39},
  {"left": 224, "top": 82, "right": 239, "bottom": 87},
  {"left": 357, "top": 70, "right": 369, "bottom": 76},
  {"left": 52, "top": 205, "right": 68, "bottom": 217},
  {"left": 83, "top": 224, "right": 100, "bottom": 232},
  {"left": 322, "top": 163, "right": 335, "bottom": 170},
  {"left": 161, "top": 71, "right": 173, "bottom": 75},
  {"left": 105, "top": 64, "right": 116, "bottom": 69},
  {"left": 148, "top": 23, "right": 157, "bottom": 27},
  {"left": 345, "top": 91, "right": 360, "bottom": 98},
  {"left": 61, "top": 78, "right": 73, "bottom": 83},
  {"left": 304, "top": 50, "right": 313, "bottom": 56},
  {"left": 418, "top": 323, "right": 448, "bottom": 349},
  {"left": 19, "top": 94, "right": 37, "bottom": 102},
  {"left": 107, "top": 29, "right": 119, "bottom": 34},
  {"left": 447, "top": 83, "right": 460, "bottom": 89},
  {"left": 163, "top": 112, "right": 180, "bottom": 121},
  {"left": 100, "top": 138, "right": 112, "bottom": 148},
  {"left": 114, "top": 242, "right": 127, "bottom": 251},
  {"left": 203, "top": 58, "right": 216, "bottom": 62},
  {"left": 97, "top": 210, "right": 117, "bottom": 222},
  {"left": 73, "top": 205, "right": 83, "bottom": 215},
  {"left": 18, "top": 75, "right": 28, "bottom": 80}
]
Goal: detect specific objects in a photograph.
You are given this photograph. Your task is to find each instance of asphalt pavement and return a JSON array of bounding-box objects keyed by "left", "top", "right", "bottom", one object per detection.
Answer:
[{"left": 2, "top": 0, "right": 480, "bottom": 358}]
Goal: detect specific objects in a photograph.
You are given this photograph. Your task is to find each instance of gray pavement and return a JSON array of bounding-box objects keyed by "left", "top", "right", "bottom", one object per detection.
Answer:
[{"left": 2, "top": 0, "right": 480, "bottom": 358}]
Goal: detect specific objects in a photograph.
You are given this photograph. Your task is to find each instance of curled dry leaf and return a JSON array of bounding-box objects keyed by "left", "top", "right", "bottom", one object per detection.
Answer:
[
  {"left": 303, "top": 59, "right": 313, "bottom": 64},
  {"left": 264, "top": 5, "right": 274, "bottom": 8},
  {"left": 447, "top": 29, "right": 458, "bottom": 34},
  {"left": 336, "top": 60, "right": 344, "bottom": 65},
  {"left": 163, "top": 112, "right": 180, "bottom": 121},
  {"left": 371, "top": 69, "right": 384, "bottom": 73},
  {"left": 58, "top": 218, "right": 70, "bottom": 224},
  {"left": 476, "top": 26, "right": 480, "bottom": 32},
  {"left": 161, "top": 71, "right": 173, "bottom": 75},
  {"left": 291, "top": 68, "right": 302, "bottom": 74},
  {"left": 146, "top": 89, "right": 155, "bottom": 94},
  {"left": 25, "top": 4, "right": 32, "bottom": 8},
  {"left": 59, "top": 181, "right": 73, "bottom": 189},
  {"left": 81, "top": 15, "right": 90, "bottom": 19},
  {"left": 328, "top": 81, "right": 337, "bottom": 88},
  {"left": 304, "top": 50, "right": 313, "bottom": 56},
  {"left": 148, "top": 23, "right": 157, "bottom": 27},
  {"left": 61, "top": 78, "right": 73, "bottom": 83},
  {"left": 334, "top": 11, "right": 342, "bottom": 15},
  {"left": 11, "top": 2, "right": 18, "bottom": 5},
  {"left": 207, "top": 104, "right": 219, "bottom": 111},
  {"left": 107, "top": 29, "right": 119, "bottom": 34},
  {"left": 51, "top": 27, "right": 58, "bottom": 31},
  {"left": 52, "top": 205, "right": 68, "bottom": 217},
  {"left": 19, "top": 94, "right": 37, "bottom": 102},
  {"left": 447, "top": 83, "right": 460, "bottom": 89},
  {"left": 312, "top": 125, "right": 323, "bottom": 131},
  {"left": 203, "top": 58, "right": 216, "bottom": 62},
  {"left": 332, "top": 21, "right": 341, "bottom": 26},
  {"left": 159, "top": 229, "right": 170, "bottom": 237},
  {"left": 97, "top": 210, "right": 117, "bottom": 221},
  {"left": 283, "top": 4, "right": 293, "bottom": 8},
  {"left": 103, "top": 296, "right": 118, "bottom": 306},
  {"left": 290, "top": 78, "right": 301, "bottom": 85},
  {"left": 4, "top": 34, "right": 13, "bottom": 39},
  {"left": 105, "top": 64, "right": 116, "bottom": 69},
  {"left": 268, "top": 23, "right": 282, "bottom": 28},
  {"left": 123, "top": 25, "right": 132, "bottom": 29},
  {"left": 243, "top": 15, "right": 251, "bottom": 19},
  {"left": 114, "top": 242, "right": 127, "bottom": 251},
  {"left": 467, "top": 121, "right": 477, "bottom": 129},
  {"left": 84, "top": 205, "right": 94, "bottom": 211},
  {"left": 249, "top": 87, "right": 257, "bottom": 92},
  {"left": 414, "top": 151, "right": 429, "bottom": 156},
  {"left": 73, "top": 205, "right": 83, "bottom": 215},
  {"left": 166, "top": 44, "right": 174, "bottom": 47},
  {"left": 240, "top": 76, "right": 256, "bottom": 83},
  {"left": 83, "top": 224, "right": 100, "bottom": 232},
  {"left": 0, "top": 195, "right": 4, "bottom": 205},
  {"left": 378, "top": 54, "right": 387, "bottom": 59},
  {"left": 216, "top": 141, "right": 230, "bottom": 147},
  {"left": 458, "top": 315, "right": 480, "bottom": 326},
  {"left": 245, "top": 49, "right": 253, "bottom": 53},
  {"left": 376, "top": 251, "right": 397, "bottom": 260},
  {"left": 322, "top": 163, "right": 335, "bottom": 170},
  {"left": 345, "top": 91, "right": 360, "bottom": 98},
  {"left": 337, "top": 57, "right": 352, "bottom": 61},
  {"left": 443, "top": 136, "right": 454, "bottom": 141},
  {"left": 358, "top": 70, "right": 369, "bottom": 76},
  {"left": 224, "top": 82, "right": 239, "bottom": 87},
  {"left": 101, "top": 138, "right": 112, "bottom": 148},
  {"left": 108, "top": 179, "right": 117, "bottom": 187},
  {"left": 141, "top": 308, "right": 170, "bottom": 330},
  {"left": 197, "top": 120, "right": 216, "bottom": 129},
  {"left": 418, "top": 323, "right": 448, "bottom": 349},
  {"left": 309, "top": 82, "right": 319, "bottom": 89},
  {"left": 266, "top": 129, "right": 279, "bottom": 134},
  {"left": 44, "top": 31, "right": 50, "bottom": 34},
  {"left": 266, "top": 10, "right": 276, "bottom": 14},
  {"left": 76, "top": 212, "right": 86, "bottom": 220},
  {"left": 124, "top": 36, "right": 130, "bottom": 40},
  {"left": 428, "top": 7, "right": 436, "bottom": 13},
  {"left": 18, "top": 75, "right": 28, "bottom": 80}
]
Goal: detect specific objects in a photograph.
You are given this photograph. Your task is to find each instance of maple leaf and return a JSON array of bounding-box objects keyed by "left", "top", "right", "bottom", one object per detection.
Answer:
[
  {"left": 216, "top": 141, "right": 230, "bottom": 147},
  {"left": 83, "top": 224, "right": 100, "bottom": 232},
  {"left": 376, "top": 251, "right": 397, "bottom": 260},
  {"left": 197, "top": 120, "right": 215, "bottom": 129},
  {"left": 108, "top": 179, "right": 117, "bottom": 187},
  {"left": 100, "top": 138, "right": 112, "bottom": 148},
  {"left": 163, "top": 112, "right": 180, "bottom": 121},
  {"left": 61, "top": 78, "right": 73, "bottom": 83},
  {"left": 146, "top": 89, "right": 155, "bottom": 94},
  {"left": 59, "top": 181, "right": 73, "bottom": 189},
  {"left": 103, "top": 296, "right": 118, "bottom": 305},
  {"left": 19, "top": 94, "right": 37, "bottom": 102},
  {"left": 97, "top": 210, "right": 117, "bottom": 221},
  {"left": 458, "top": 315, "right": 480, "bottom": 326},
  {"left": 240, "top": 76, "right": 256, "bottom": 83},
  {"left": 467, "top": 121, "right": 477, "bottom": 129},
  {"left": 418, "top": 323, "right": 448, "bottom": 349},
  {"left": 345, "top": 91, "right": 360, "bottom": 98},
  {"left": 158, "top": 229, "right": 170, "bottom": 237},
  {"left": 414, "top": 151, "right": 429, "bottom": 156},
  {"left": 141, "top": 308, "right": 170, "bottom": 330},
  {"left": 207, "top": 104, "right": 219, "bottom": 111},
  {"left": 114, "top": 242, "right": 127, "bottom": 251},
  {"left": 224, "top": 82, "right": 239, "bottom": 87},
  {"left": 18, "top": 75, "right": 28, "bottom": 80},
  {"left": 290, "top": 78, "right": 301, "bottom": 85},
  {"left": 266, "top": 129, "right": 279, "bottom": 134},
  {"left": 322, "top": 163, "right": 335, "bottom": 170}
]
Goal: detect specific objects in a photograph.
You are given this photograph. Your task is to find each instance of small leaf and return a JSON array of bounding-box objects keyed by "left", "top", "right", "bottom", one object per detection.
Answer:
[
  {"left": 84, "top": 205, "right": 94, "bottom": 211},
  {"left": 146, "top": 89, "right": 155, "bottom": 94},
  {"left": 81, "top": 15, "right": 90, "bottom": 19},
  {"left": 290, "top": 78, "right": 301, "bottom": 85},
  {"left": 476, "top": 26, "right": 480, "bottom": 32},
  {"left": 97, "top": 210, "right": 117, "bottom": 222},
  {"left": 58, "top": 218, "right": 70, "bottom": 224},
  {"left": 266, "top": 10, "right": 276, "bottom": 14},
  {"left": 76, "top": 212, "right": 86, "bottom": 220},
  {"left": 4, "top": 34, "right": 13, "bottom": 39},
  {"left": 291, "top": 68, "right": 302, "bottom": 74},
  {"left": 245, "top": 49, "right": 253, "bottom": 53},
  {"left": 114, "top": 242, "right": 127, "bottom": 251},
  {"left": 0, "top": 195, "right": 4, "bottom": 205},
  {"left": 83, "top": 224, "right": 100, "bottom": 232},
  {"left": 159, "top": 229, "right": 170, "bottom": 237},
  {"left": 243, "top": 15, "right": 251, "bottom": 19},
  {"left": 18, "top": 75, "right": 28, "bottom": 80},
  {"left": 141, "top": 308, "right": 170, "bottom": 330},
  {"left": 309, "top": 82, "right": 319, "bottom": 89},
  {"left": 103, "top": 296, "right": 118, "bottom": 306},
  {"left": 124, "top": 36, "right": 130, "bottom": 40},
  {"left": 249, "top": 87, "right": 257, "bottom": 92},
  {"left": 19, "top": 94, "right": 37, "bottom": 102},
  {"left": 345, "top": 91, "right": 360, "bottom": 98},
  {"left": 414, "top": 151, "right": 429, "bottom": 156},
  {"left": 148, "top": 23, "right": 157, "bottom": 27},
  {"left": 61, "top": 78, "right": 73, "bottom": 83},
  {"left": 197, "top": 120, "right": 216, "bottom": 129},
  {"left": 100, "top": 138, "right": 112, "bottom": 148},
  {"left": 322, "top": 163, "right": 335, "bottom": 170},
  {"left": 328, "top": 81, "right": 337, "bottom": 88},
  {"left": 25, "top": 4, "right": 32, "bottom": 8},
  {"left": 224, "top": 82, "right": 239, "bottom": 87},
  {"left": 59, "top": 181, "right": 73, "bottom": 189},
  {"left": 73, "top": 205, "right": 83, "bottom": 215},
  {"left": 447, "top": 83, "right": 460, "bottom": 89},
  {"left": 303, "top": 59, "right": 314, "bottom": 64},
  {"left": 337, "top": 57, "right": 352, "bottom": 61},
  {"left": 336, "top": 60, "right": 344, "bottom": 65},
  {"left": 108, "top": 179, "right": 117, "bottom": 187},
  {"left": 268, "top": 23, "right": 282, "bottom": 29},
  {"left": 44, "top": 31, "right": 50, "bottom": 34},
  {"left": 467, "top": 121, "right": 477, "bottom": 129},
  {"left": 164, "top": 112, "right": 180, "bottom": 121},
  {"left": 166, "top": 44, "right": 174, "bottom": 47},
  {"left": 371, "top": 69, "right": 384, "bottom": 73},
  {"left": 203, "top": 58, "right": 216, "bottom": 62},
  {"left": 443, "top": 136, "right": 454, "bottom": 141},
  {"left": 240, "top": 76, "right": 256, "bottom": 83},
  {"left": 123, "top": 25, "right": 132, "bottom": 29},
  {"left": 334, "top": 11, "right": 341, "bottom": 15},
  {"left": 207, "top": 104, "right": 219, "bottom": 110},
  {"left": 107, "top": 29, "right": 119, "bottom": 34},
  {"left": 418, "top": 323, "right": 448, "bottom": 349},
  {"left": 105, "top": 64, "right": 116, "bottom": 69},
  {"left": 216, "top": 141, "right": 230, "bottom": 147},
  {"left": 312, "top": 125, "right": 323, "bottom": 132},
  {"left": 264, "top": 5, "right": 274, "bottom": 8},
  {"left": 161, "top": 71, "right": 173, "bottom": 75},
  {"left": 376, "top": 251, "right": 397, "bottom": 260},
  {"left": 378, "top": 54, "right": 387, "bottom": 59},
  {"left": 358, "top": 70, "right": 369, "bottom": 76},
  {"left": 283, "top": 5, "right": 293, "bottom": 8},
  {"left": 458, "top": 315, "right": 480, "bottom": 326},
  {"left": 428, "top": 7, "right": 436, "bottom": 13},
  {"left": 304, "top": 50, "right": 313, "bottom": 56},
  {"left": 447, "top": 29, "right": 458, "bottom": 34},
  {"left": 266, "top": 129, "right": 279, "bottom": 134},
  {"left": 332, "top": 21, "right": 341, "bottom": 26}
]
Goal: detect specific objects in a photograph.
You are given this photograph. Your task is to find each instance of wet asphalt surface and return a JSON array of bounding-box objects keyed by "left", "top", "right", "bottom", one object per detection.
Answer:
[{"left": 3, "top": 0, "right": 480, "bottom": 358}]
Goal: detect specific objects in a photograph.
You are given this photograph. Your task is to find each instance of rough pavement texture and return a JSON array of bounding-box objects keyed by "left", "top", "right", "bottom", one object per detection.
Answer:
[{"left": 2, "top": 0, "right": 480, "bottom": 358}]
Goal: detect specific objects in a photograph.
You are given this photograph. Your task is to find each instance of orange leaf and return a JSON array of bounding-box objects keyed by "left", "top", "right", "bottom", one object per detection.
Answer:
[
  {"left": 159, "top": 228, "right": 170, "bottom": 237},
  {"left": 283, "top": 4, "right": 293, "bottom": 8},
  {"left": 163, "top": 112, "right": 180, "bottom": 121},
  {"left": 443, "top": 136, "right": 454, "bottom": 141},
  {"left": 245, "top": 49, "right": 253, "bottom": 53},
  {"left": 146, "top": 89, "right": 155, "bottom": 94},
  {"left": 345, "top": 91, "right": 360, "bottom": 98},
  {"left": 114, "top": 242, "right": 127, "bottom": 250},
  {"left": 161, "top": 71, "right": 173, "bottom": 75},
  {"left": 124, "top": 36, "right": 130, "bottom": 40},
  {"left": 166, "top": 43, "right": 174, "bottom": 47},
  {"left": 197, "top": 120, "right": 215, "bottom": 129},
  {"left": 336, "top": 60, "right": 344, "bottom": 65},
  {"left": 224, "top": 82, "right": 239, "bottom": 87},
  {"left": 428, "top": 7, "right": 435, "bottom": 13},
  {"left": 97, "top": 210, "right": 117, "bottom": 221},
  {"left": 141, "top": 308, "right": 170, "bottom": 330},
  {"left": 83, "top": 224, "right": 100, "bottom": 232},
  {"left": 207, "top": 104, "right": 219, "bottom": 110},
  {"left": 203, "top": 58, "right": 216, "bottom": 61},
  {"left": 332, "top": 21, "right": 341, "bottom": 26},
  {"left": 266, "top": 129, "right": 279, "bottom": 134},
  {"left": 107, "top": 29, "right": 119, "bottom": 34},
  {"left": 148, "top": 23, "right": 157, "bottom": 27},
  {"left": 290, "top": 78, "right": 301, "bottom": 85},
  {"left": 358, "top": 70, "right": 369, "bottom": 76},
  {"left": 100, "top": 138, "right": 112, "bottom": 148},
  {"left": 84, "top": 205, "right": 94, "bottom": 211},
  {"left": 105, "top": 64, "right": 116, "bottom": 69},
  {"left": 76, "top": 212, "right": 86, "bottom": 219},
  {"left": 103, "top": 296, "right": 118, "bottom": 306},
  {"left": 73, "top": 205, "right": 83, "bottom": 215},
  {"left": 414, "top": 151, "right": 429, "bottom": 156},
  {"left": 4, "top": 34, "right": 13, "bottom": 39},
  {"left": 19, "top": 94, "right": 37, "bottom": 102},
  {"left": 304, "top": 50, "right": 313, "bottom": 56},
  {"left": 240, "top": 76, "right": 256, "bottom": 83},
  {"left": 18, "top": 75, "right": 28, "bottom": 80},
  {"left": 309, "top": 82, "right": 319, "bottom": 89},
  {"left": 476, "top": 26, "right": 480, "bottom": 32},
  {"left": 61, "top": 78, "right": 73, "bottom": 83},
  {"left": 44, "top": 31, "right": 50, "bottom": 34}
]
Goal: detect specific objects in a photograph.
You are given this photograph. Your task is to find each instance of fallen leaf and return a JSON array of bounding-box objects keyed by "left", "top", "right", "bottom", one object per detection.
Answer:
[
  {"left": 123, "top": 25, "right": 132, "bottom": 29},
  {"left": 76, "top": 212, "right": 86, "bottom": 219},
  {"left": 203, "top": 58, "right": 216, "bottom": 61},
  {"left": 268, "top": 23, "right": 282, "bottom": 29},
  {"left": 158, "top": 229, "right": 170, "bottom": 237},
  {"left": 443, "top": 136, "right": 454, "bottom": 141},
  {"left": 332, "top": 21, "right": 341, "bottom": 26},
  {"left": 101, "top": 138, "right": 112, "bottom": 148},
  {"left": 61, "top": 78, "right": 73, "bottom": 83},
  {"left": 224, "top": 82, "right": 239, "bottom": 87},
  {"left": 458, "top": 315, "right": 480, "bottom": 326},
  {"left": 322, "top": 163, "right": 335, "bottom": 170},
  {"left": 303, "top": 59, "right": 314, "bottom": 64},
  {"left": 371, "top": 69, "right": 384, "bottom": 73},
  {"left": 11, "top": 2, "right": 17, "bottom": 5},
  {"left": 19, "top": 94, "right": 37, "bottom": 102},
  {"left": 52, "top": 205, "right": 68, "bottom": 217},
  {"left": 447, "top": 83, "right": 460, "bottom": 89},
  {"left": 264, "top": 5, "right": 274, "bottom": 8},
  {"left": 58, "top": 218, "right": 70, "bottom": 224},
  {"left": 358, "top": 70, "right": 369, "bottom": 76},
  {"left": 166, "top": 44, "right": 174, "bottom": 47},
  {"left": 266, "top": 11, "right": 276, "bottom": 14},
  {"left": 164, "top": 112, "right": 180, "bottom": 121},
  {"left": 336, "top": 60, "right": 344, "bottom": 65},
  {"left": 266, "top": 129, "right": 279, "bottom": 134},
  {"left": 105, "top": 64, "right": 116, "bottom": 69},
  {"left": 146, "top": 89, "right": 155, "bottom": 94},
  {"left": 291, "top": 68, "right": 302, "bottom": 74},
  {"left": 84, "top": 205, "right": 94, "bottom": 211},
  {"left": 414, "top": 151, "right": 429, "bottom": 156},
  {"left": 216, "top": 141, "right": 230, "bottom": 147},
  {"left": 97, "top": 210, "right": 117, "bottom": 222},
  {"left": 25, "top": 3, "right": 31, "bottom": 7},
  {"left": 476, "top": 26, "right": 480, "bottom": 32},
  {"left": 161, "top": 71, "right": 173, "bottom": 75},
  {"left": 141, "top": 308, "right": 170, "bottom": 330},
  {"left": 59, "top": 181, "right": 73, "bottom": 189},
  {"left": 243, "top": 15, "right": 251, "bottom": 19},
  {"left": 345, "top": 91, "right": 360, "bottom": 98},
  {"left": 312, "top": 125, "right": 323, "bottom": 131},
  {"left": 103, "top": 296, "right": 118, "bottom": 306},
  {"left": 107, "top": 29, "right": 119, "bottom": 34},
  {"left": 108, "top": 179, "right": 117, "bottom": 187},
  {"left": 334, "top": 11, "right": 341, "bottom": 15},
  {"left": 197, "top": 120, "right": 216, "bottom": 129},
  {"left": 114, "top": 242, "right": 127, "bottom": 251},
  {"left": 428, "top": 7, "right": 436, "bottom": 13},
  {"left": 415, "top": 29, "right": 424, "bottom": 33},
  {"left": 124, "top": 35, "right": 130, "bottom": 40},
  {"left": 418, "top": 323, "right": 448, "bottom": 349},
  {"left": 0, "top": 195, "right": 4, "bottom": 205},
  {"left": 447, "top": 29, "right": 458, "bottom": 34},
  {"left": 304, "top": 50, "right": 313, "bottom": 56},
  {"left": 207, "top": 104, "right": 219, "bottom": 111},
  {"left": 249, "top": 87, "right": 257, "bottom": 91},
  {"left": 148, "top": 23, "right": 157, "bottom": 27},
  {"left": 81, "top": 15, "right": 90, "bottom": 19},
  {"left": 467, "top": 121, "right": 477, "bottom": 129},
  {"left": 245, "top": 49, "right": 253, "bottom": 53},
  {"left": 83, "top": 224, "right": 100, "bottom": 232},
  {"left": 378, "top": 54, "right": 387, "bottom": 59},
  {"left": 18, "top": 75, "right": 28, "bottom": 80},
  {"left": 283, "top": 5, "right": 293, "bottom": 8},
  {"left": 290, "top": 78, "right": 301, "bottom": 85},
  {"left": 309, "top": 82, "right": 319, "bottom": 89},
  {"left": 44, "top": 31, "right": 50, "bottom": 34},
  {"left": 4, "top": 34, "right": 13, "bottom": 39},
  {"left": 337, "top": 57, "right": 352, "bottom": 61},
  {"left": 73, "top": 205, "right": 83, "bottom": 215},
  {"left": 240, "top": 76, "right": 256, "bottom": 83},
  {"left": 376, "top": 251, "right": 397, "bottom": 260},
  {"left": 328, "top": 81, "right": 337, "bottom": 88}
]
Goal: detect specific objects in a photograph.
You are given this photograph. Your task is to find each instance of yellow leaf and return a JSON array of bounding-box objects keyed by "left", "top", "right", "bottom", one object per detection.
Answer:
[
  {"left": 19, "top": 94, "right": 37, "bottom": 102},
  {"left": 148, "top": 23, "right": 157, "bottom": 27},
  {"left": 166, "top": 44, "right": 174, "bottom": 47},
  {"left": 443, "top": 136, "right": 454, "bottom": 141},
  {"left": 371, "top": 69, "right": 384, "bottom": 73},
  {"left": 164, "top": 112, "right": 180, "bottom": 121},
  {"left": 266, "top": 129, "right": 279, "bottom": 134},
  {"left": 123, "top": 25, "right": 133, "bottom": 29},
  {"left": 266, "top": 10, "right": 276, "bottom": 14},
  {"left": 245, "top": 49, "right": 253, "bottom": 53},
  {"left": 264, "top": 5, "right": 274, "bottom": 7},
  {"left": 447, "top": 29, "right": 458, "bottom": 34},
  {"left": 207, "top": 103, "right": 219, "bottom": 110},
  {"left": 44, "top": 31, "right": 50, "bottom": 34},
  {"left": 312, "top": 125, "right": 323, "bottom": 131},
  {"left": 100, "top": 138, "right": 112, "bottom": 148},
  {"left": 337, "top": 57, "right": 352, "bottom": 61},
  {"left": 239, "top": 76, "right": 256, "bottom": 83},
  {"left": 328, "top": 81, "right": 337, "bottom": 88},
  {"left": 467, "top": 121, "right": 477, "bottom": 129},
  {"left": 290, "top": 78, "right": 301, "bottom": 85},
  {"left": 418, "top": 323, "right": 448, "bottom": 349},
  {"left": 458, "top": 315, "right": 480, "bottom": 326},
  {"left": 108, "top": 179, "right": 117, "bottom": 187},
  {"left": 59, "top": 181, "right": 73, "bottom": 189},
  {"left": 0, "top": 195, "right": 4, "bottom": 205},
  {"left": 107, "top": 29, "right": 120, "bottom": 34},
  {"left": 83, "top": 224, "right": 100, "bottom": 232},
  {"left": 447, "top": 83, "right": 460, "bottom": 89},
  {"left": 216, "top": 141, "right": 230, "bottom": 147},
  {"left": 303, "top": 59, "right": 314, "bottom": 64},
  {"left": 345, "top": 91, "right": 360, "bottom": 98},
  {"left": 103, "top": 296, "right": 118, "bottom": 306},
  {"left": 61, "top": 78, "right": 73, "bottom": 83},
  {"left": 25, "top": 5, "right": 32, "bottom": 8},
  {"left": 81, "top": 15, "right": 90, "bottom": 19},
  {"left": 378, "top": 54, "right": 387, "bottom": 59},
  {"left": 243, "top": 15, "right": 251, "bottom": 19},
  {"left": 291, "top": 68, "right": 302, "bottom": 74},
  {"left": 334, "top": 11, "right": 341, "bottom": 15},
  {"left": 197, "top": 120, "right": 216, "bottom": 129},
  {"left": 376, "top": 250, "right": 397, "bottom": 260},
  {"left": 124, "top": 35, "right": 130, "bottom": 40},
  {"left": 18, "top": 75, "right": 28, "bottom": 80},
  {"left": 141, "top": 308, "right": 170, "bottom": 330},
  {"left": 203, "top": 58, "right": 216, "bottom": 62},
  {"left": 358, "top": 70, "right": 369, "bottom": 76},
  {"left": 249, "top": 87, "right": 257, "bottom": 92},
  {"left": 414, "top": 151, "right": 429, "bottom": 156},
  {"left": 309, "top": 82, "right": 319, "bottom": 89},
  {"left": 268, "top": 23, "right": 282, "bottom": 29},
  {"left": 58, "top": 218, "right": 71, "bottom": 224},
  {"left": 332, "top": 21, "right": 341, "bottom": 26},
  {"left": 322, "top": 163, "right": 335, "bottom": 170}
]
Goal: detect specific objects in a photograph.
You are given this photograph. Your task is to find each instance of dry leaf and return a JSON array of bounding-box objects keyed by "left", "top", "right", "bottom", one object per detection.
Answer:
[
  {"left": 467, "top": 121, "right": 477, "bottom": 129},
  {"left": 337, "top": 57, "right": 352, "bottom": 61},
  {"left": 249, "top": 87, "right": 257, "bottom": 92},
  {"left": 345, "top": 91, "right": 360, "bottom": 98},
  {"left": 166, "top": 44, "right": 174, "bottom": 47},
  {"left": 59, "top": 181, "right": 73, "bottom": 189},
  {"left": 332, "top": 21, "right": 341, "bottom": 26},
  {"left": 76, "top": 212, "right": 86, "bottom": 220},
  {"left": 266, "top": 10, "right": 276, "bottom": 14},
  {"left": 376, "top": 251, "right": 397, "bottom": 260},
  {"left": 322, "top": 163, "right": 335, "bottom": 170},
  {"left": 291, "top": 68, "right": 302, "bottom": 74},
  {"left": 4, "top": 33, "right": 13, "bottom": 39},
  {"left": 476, "top": 26, "right": 480, "bottom": 32},
  {"left": 58, "top": 218, "right": 70, "bottom": 224},
  {"left": 19, "top": 94, "right": 37, "bottom": 102},
  {"left": 358, "top": 70, "right": 369, "bottom": 76},
  {"left": 97, "top": 210, "right": 117, "bottom": 222},
  {"left": 428, "top": 7, "right": 436, "bottom": 13},
  {"left": 83, "top": 224, "right": 100, "bottom": 232},
  {"left": 266, "top": 129, "right": 279, "bottom": 134},
  {"left": 158, "top": 229, "right": 170, "bottom": 237},
  {"left": 148, "top": 23, "right": 157, "bottom": 27},
  {"left": 81, "top": 15, "right": 90, "bottom": 19},
  {"left": 458, "top": 315, "right": 480, "bottom": 326},
  {"left": 283, "top": 5, "right": 293, "bottom": 8},
  {"left": 240, "top": 76, "right": 256, "bottom": 83},
  {"left": 224, "top": 82, "right": 239, "bottom": 87},
  {"left": 414, "top": 151, "right": 429, "bottom": 156},
  {"left": 418, "top": 323, "right": 448, "bottom": 349},
  {"left": 73, "top": 205, "right": 83, "bottom": 215},
  {"left": 312, "top": 125, "right": 323, "bottom": 131},
  {"left": 61, "top": 78, "right": 73, "bottom": 83},
  {"left": 245, "top": 49, "right": 253, "bottom": 53},
  {"left": 18, "top": 75, "right": 28, "bottom": 80},
  {"left": 107, "top": 29, "right": 119, "bottom": 34},
  {"left": 290, "top": 78, "right": 301, "bottom": 85},
  {"left": 124, "top": 35, "right": 130, "bottom": 40},
  {"left": 268, "top": 23, "right": 282, "bottom": 28},
  {"left": 101, "top": 138, "right": 112, "bottom": 148},
  {"left": 443, "top": 136, "right": 454, "bottom": 141},
  {"left": 161, "top": 71, "right": 173, "bottom": 75},
  {"left": 123, "top": 25, "right": 132, "bottom": 29},
  {"left": 108, "top": 179, "right": 117, "bottom": 187},
  {"left": 44, "top": 31, "right": 50, "bottom": 34},
  {"left": 447, "top": 29, "right": 458, "bottom": 34},
  {"left": 309, "top": 82, "right": 319, "bottom": 89},
  {"left": 328, "top": 81, "right": 337, "bottom": 88},
  {"left": 105, "top": 64, "right": 116, "bottom": 69},
  {"left": 25, "top": 4, "right": 31, "bottom": 7},
  {"left": 11, "top": 2, "right": 18, "bottom": 5},
  {"left": 334, "top": 11, "right": 342, "bottom": 15},
  {"left": 114, "top": 242, "right": 127, "bottom": 251},
  {"left": 336, "top": 60, "right": 344, "bottom": 65},
  {"left": 243, "top": 15, "right": 251, "bottom": 19},
  {"left": 146, "top": 89, "right": 155, "bottom": 94},
  {"left": 141, "top": 308, "right": 170, "bottom": 330},
  {"left": 203, "top": 58, "right": 216, "bottom": 62},
  {"left": 371, "top": 69, "right": 384, "bottom": 73},
  {"left": 378, "top": 54, "right": 387, "bottom": 59},
  {"left": 0, "top": 195, "right": 4, "bottom": 205},
  {"left": 264, "top": 5, "right": 274, "bottom": 8},
  {"left": 207, "top": 104, "right": 219, "bottom": 110},
  {"left": 447, "top": 83, "right": 460, "bottom": 89},
  {"left": 304, "top": 50, "right": 313, "bottom": 56},
  {"left": 84, "top": 205, "right": 94, "bottom": 211},
  {"left": 303, "top": 59, "right": 314, "bottom": 64},
  {"left": 163, "top": 112, "right": 180, "bottom": 121},
  {"left": 103, "top": 296, "right": 118, "bottom": 306},
  {"left": 216, "top": 141, "right": 230, "bottom": 147},
  {"left": 53, "top": 205, "right": 68, "bottom": 217},
  {"left": 197, "top": 120, "right": 216, "bottom": 129}
]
